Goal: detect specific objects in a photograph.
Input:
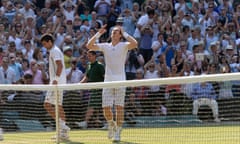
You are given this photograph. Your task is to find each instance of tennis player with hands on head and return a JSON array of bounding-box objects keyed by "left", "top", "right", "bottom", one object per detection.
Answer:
[
  {"left": 86, "top": 24, "right": 138, "bottom": 142},
  {"left": 40, "top": 33, "right": 70, "bottom": 142}
]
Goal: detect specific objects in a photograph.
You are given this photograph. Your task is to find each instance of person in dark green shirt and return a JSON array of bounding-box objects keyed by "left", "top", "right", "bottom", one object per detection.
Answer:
[{"left": 76, "top": 50, "right": 105, "bottom": 128}]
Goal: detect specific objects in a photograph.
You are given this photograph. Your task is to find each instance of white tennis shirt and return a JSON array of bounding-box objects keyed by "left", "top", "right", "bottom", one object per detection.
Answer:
[
  {"left": 49, "top": 45, "right": 66, "bottom": 84},
  {"left": 97, "top": 42, "right": 129, "bottom": 81}
]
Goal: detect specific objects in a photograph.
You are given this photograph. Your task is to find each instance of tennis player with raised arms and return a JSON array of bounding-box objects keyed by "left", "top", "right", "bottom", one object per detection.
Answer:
[{"left": 86, "top": 24, "right": 138, "bottom": 142}]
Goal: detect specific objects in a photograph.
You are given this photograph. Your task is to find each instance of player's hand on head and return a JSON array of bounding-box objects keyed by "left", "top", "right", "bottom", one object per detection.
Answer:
[
  {"left": 99, "top": 24, "right": 107, "bottom": 35},
  {"left": 119, "top": 26, "right": 125, "bottom": 35}
]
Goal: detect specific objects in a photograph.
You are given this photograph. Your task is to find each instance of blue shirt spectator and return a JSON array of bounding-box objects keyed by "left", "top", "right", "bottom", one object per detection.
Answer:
[
  {"left": 4, "top": 2, "right": 16, "bottom": 24},
  {"left": 8, "top": 53, "right": 23, "bottom": 82},
  {"left": 191, "top": 82, "right": 217, "bottom": 100}
]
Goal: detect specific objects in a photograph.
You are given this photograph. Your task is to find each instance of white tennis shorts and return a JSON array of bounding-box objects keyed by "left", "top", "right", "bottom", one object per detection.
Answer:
[
  {"left": 45, "top": 90, "right": 63, "bottom": 105},
  {"left": 102, "top": 87, "right": 126, "bottom": 107}
]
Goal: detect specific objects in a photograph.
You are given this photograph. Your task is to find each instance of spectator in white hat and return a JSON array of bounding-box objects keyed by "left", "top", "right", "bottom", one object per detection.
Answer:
[{"left": 225, "top": 45, "right": 235, "bottom": 63}]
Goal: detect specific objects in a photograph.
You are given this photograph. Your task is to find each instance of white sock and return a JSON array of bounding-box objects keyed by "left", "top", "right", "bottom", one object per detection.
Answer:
[
  {"left": 116, "top": 126, "right": 122, "bottom": 133},
  {"left": 116, "top": 126, "right": 122, "bottom": 130},
  {"left": 108, "top": 120, "right": 113, "bottom": 124},
  {"left": 59, "top": 119, "right": 66, "bottom": 126},
  {"left": 108, "top": 120, "right": 116, "bottom": 127}
]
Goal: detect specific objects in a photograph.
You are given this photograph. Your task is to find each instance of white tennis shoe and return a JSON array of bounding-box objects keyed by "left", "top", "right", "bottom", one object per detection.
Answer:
[
  {"left": 51, "top": 132, "right": 69, "bottom": 142},
  {"left": 113, "top": 127, "right": 122, "bottom": 142},
  {"left": 58, "top": 123, "right": 70, "bottom": 141},
  {"left": 61, "top": 123, "right": 71, "bottom": 131},
  {"left": 108, "top": 121, "right": 116, "bottom": 139},
  {"left": 214, "top": 118, "right": 221, "bottom": 123}
]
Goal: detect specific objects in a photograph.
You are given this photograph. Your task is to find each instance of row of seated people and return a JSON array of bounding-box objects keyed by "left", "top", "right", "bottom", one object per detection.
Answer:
[{"left": 127, "top": 78, "right": 240, "bottom": 124}]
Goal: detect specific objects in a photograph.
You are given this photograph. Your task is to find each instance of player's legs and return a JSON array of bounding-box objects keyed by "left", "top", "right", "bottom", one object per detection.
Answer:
[
  {"left": 44, "top": 103, "right": 66, "bottom": 122},
  {"left": 44, "top": 91, "right": 56, "bottom": 119},
  {"left": 44, "top": 91, "right": 66, "bottom": 121},
  {"left": 103, "top": 106, "right": 116, "bottom": 139},
  {"left": 113, "top": 105, "right": 124, "bottom": 142},
  {"left": 114, "top": 87, "right": 125, "bottom": 142},
  {"left": 102, "top": 88, "right": 114, "bottom": 121},
  {"left": 103, "top": 106, "right": 113, "bottom": 121},
  {"left": 45, "top": 90, "right": 70, "bottom": 140},
  {"left": 102, "top": 88, "right": 116, "bottom": 139},
  {"left": 115, "top": 105, "right": 124, "bottom": 127},
  {"left": 115, "top": 87, "right": 125, "bottom": 126},
  {"left": 44, "top": 102, "right": 55, "bottom": 119}
]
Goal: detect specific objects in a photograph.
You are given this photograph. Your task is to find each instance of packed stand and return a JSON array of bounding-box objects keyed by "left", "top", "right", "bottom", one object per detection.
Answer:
[{"left": 0, "top": 0, "right": 239, "bottom": 130}]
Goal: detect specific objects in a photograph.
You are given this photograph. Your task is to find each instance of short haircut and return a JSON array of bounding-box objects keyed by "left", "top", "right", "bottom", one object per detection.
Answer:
[
  {"left": 24, "top": 73, "right": 33, "bottom": 79},
  {"left": 88, "top": 50, "right": 97, "bottom": 55},
  {"left": 147, "top": 8, "right": 155, "bottom": 16},
  {"left": 192, "top": 44, "right": 199, "bottom": 51},
  {"left": 40, "top": 33, "right": 54, "bottom": 43},
  {"left": 82, "top": 19, "right": 89, "bottom": 23}
]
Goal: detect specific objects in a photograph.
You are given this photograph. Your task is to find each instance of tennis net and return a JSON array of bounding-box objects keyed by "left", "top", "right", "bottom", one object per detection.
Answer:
[{"left": 0, "top": 73, "right": 240, "bottom": 143}]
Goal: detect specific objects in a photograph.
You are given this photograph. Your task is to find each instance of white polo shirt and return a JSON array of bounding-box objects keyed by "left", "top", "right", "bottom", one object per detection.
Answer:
[
  {"left": 97, "top": 42, "right": 129, "bottom": 81},
  {"left": 133, "top": 14, "right": 150, "bottom": 38},
  {"left": 49, "top": 45, "right": 66, "bottom": 84}
]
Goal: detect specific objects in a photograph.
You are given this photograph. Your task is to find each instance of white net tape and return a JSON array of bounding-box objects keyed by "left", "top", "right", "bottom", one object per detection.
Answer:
[{"left": 0, "top": 73, "right": 238, "bottom": 91}]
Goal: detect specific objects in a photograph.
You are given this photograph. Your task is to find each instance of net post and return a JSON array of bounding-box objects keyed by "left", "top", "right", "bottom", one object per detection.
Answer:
[{"left": 54, "top": 86, "right": 60, "bottom": 144}]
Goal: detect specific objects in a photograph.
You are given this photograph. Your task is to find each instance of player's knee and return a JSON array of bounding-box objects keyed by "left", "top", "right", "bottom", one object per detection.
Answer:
[{"left": 44, "top": 102, "right": 52, "bottom": 110}]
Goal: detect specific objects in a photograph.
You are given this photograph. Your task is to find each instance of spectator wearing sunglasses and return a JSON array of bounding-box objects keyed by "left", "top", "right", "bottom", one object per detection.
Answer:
[{"left": 65, "top": 57, "right": 84, "bottom": 83}]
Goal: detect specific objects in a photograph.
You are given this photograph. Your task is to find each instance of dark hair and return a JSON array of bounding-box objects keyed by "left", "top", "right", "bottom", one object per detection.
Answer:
[
  {"left": 88, "top": 50, "right": 97, "bottom": 55},
  {"left": 182, "top": 25, "right": 190, "bottom": 32},
  {"left": 82, "top": 19, "right": 89, "bottom": 23},
  {"left": 40, "top": 33, "right": 54, "bottom": 43},
  {"left": 22, "top": 58, "right": 30, "bottom": 68},
  {"left": 200, "top": 8, "right": 206, "bottom": 15},
  {"left": 147, "top": 8, "right": 155, "bottom": 16},
  {"left": 157, "top": 32, "right": 164, "bottom": 37},
  {"left": 192, "top": 44, "right": 199, "bottom": 51},
  {"left": 24, "top": 73, "right": 33, "bottom": 80}
]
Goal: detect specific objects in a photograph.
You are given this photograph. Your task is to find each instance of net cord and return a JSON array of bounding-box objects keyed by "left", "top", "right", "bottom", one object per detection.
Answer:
[{"left": 0, "top": 73, "right": 240, "bottom": 91}]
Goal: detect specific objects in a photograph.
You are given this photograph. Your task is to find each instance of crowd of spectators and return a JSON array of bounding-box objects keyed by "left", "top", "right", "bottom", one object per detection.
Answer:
[{"left": 0, "top": 0, "right": 240, "bottom": 126}]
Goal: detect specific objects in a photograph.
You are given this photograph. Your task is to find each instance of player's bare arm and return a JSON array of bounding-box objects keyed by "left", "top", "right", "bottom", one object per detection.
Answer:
[
  {"left": 120, "top": 27, "right": 138, "bottom": 50},
  {"left": 53, "top": 60, "right": 63, "bottom": 85},
  {"left": 86, "top": 24, "right": 107, "bottom": 50}
]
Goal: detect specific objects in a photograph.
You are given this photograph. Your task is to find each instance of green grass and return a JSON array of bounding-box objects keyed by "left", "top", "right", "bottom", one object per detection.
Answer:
[{"left": 1, "top": 126, "right": 240, "bottom": 144}]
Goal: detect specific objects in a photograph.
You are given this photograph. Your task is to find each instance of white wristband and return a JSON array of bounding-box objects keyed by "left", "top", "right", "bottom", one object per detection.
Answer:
[
  {"left": 54, "top": 76, "right": 60, "bottom": 81},
  {"left": 95, "top": 32, "right": 101, "bottom": 39},
  {"left": 123, "top": 32, "right": 129, "bottom": 39}
]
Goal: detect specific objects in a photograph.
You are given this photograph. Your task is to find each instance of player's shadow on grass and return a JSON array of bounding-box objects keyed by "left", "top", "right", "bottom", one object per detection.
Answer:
[{"left": 112, "top": 141, "right": 141, "bottom": 144}]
